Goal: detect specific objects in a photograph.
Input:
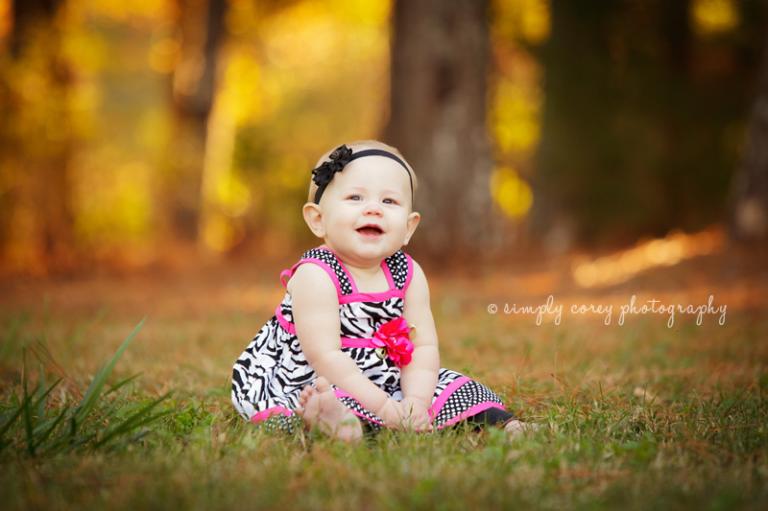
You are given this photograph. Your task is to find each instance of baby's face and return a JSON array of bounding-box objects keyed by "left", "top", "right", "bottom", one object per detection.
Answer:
[{"left": 312, "top": 156, "right": 419, "bottom": 266}]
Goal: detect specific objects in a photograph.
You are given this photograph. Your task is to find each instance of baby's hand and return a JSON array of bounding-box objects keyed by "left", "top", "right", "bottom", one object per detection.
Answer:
[
  {"left": 400, "top": 397, "right": 433, "bottom": 432},
  {"left": 377, "top": 398, "right": 408, "bottom": 430}
]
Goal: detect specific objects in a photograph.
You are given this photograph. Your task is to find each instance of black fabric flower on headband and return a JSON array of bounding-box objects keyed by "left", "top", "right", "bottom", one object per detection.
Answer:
[
  {"left": 310, "top": 143, "right": 414, "bottom": 204},
  {"left": 312, "top": 144, "right": 354, "bottom": 191}
]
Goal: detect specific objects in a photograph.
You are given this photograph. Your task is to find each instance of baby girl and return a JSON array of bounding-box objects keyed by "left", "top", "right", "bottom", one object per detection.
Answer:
[{"left": 232, "top": 140, "right": 529, "bottom": 441}]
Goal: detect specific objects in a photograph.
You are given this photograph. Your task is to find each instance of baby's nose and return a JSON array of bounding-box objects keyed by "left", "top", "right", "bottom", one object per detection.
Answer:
[{"left": 363, "top": 201, "right": 383, "bottom": 215}]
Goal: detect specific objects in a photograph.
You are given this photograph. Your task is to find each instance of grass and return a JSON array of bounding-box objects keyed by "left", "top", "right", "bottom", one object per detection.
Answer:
[
  {"left": 0, "top": 256, "right": 767, "bottom": 510},
  {"left": 0, "top": 318, "right": 173, "bottom": 458}
]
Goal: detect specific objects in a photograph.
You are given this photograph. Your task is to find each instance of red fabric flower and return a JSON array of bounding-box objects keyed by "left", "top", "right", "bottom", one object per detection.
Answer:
[{"left": 372, "top": 317, "right": 414, "bottom": 368}]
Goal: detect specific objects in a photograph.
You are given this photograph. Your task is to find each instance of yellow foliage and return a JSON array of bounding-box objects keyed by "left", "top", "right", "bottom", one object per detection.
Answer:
[
  {"left": 492, "top": 80, "right": 541, "bottom": 155},
  {"left": 213, "top": 175, "right": 251, "bottom": 218},
  {"left": 202, "top": 214, "right": 244, "bottom": 253},
  {"left": 492, "top": 0, "right": 550, "bottom": 44},
  {"left": 692, "top": 0, "right": 739, "bottom": 36},
  {"left": 148, "top": 37, "right": 180, "bottom": 74},
  {"left": 74, "top": 160, "right": 153, "bottom": 244},
  {"left": 490, "top": 166, "right": 533, "bottom": 219},
  {"left": 84, "top": 0, "right": 171, "bottom": 23},
  {"left": 62, "top": 26, "right": 109, "bottom": 72},
  {"left": 219, "top": 49, "right": 263, "bottom": 124}
]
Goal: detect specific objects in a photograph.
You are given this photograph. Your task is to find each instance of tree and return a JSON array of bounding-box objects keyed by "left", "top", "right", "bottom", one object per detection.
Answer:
[
  {"left": 532, "top": 0, "right": 756, "bottom": 249},
  {"left": 160, "top": 0, "right": 227, "bottom": 244},
  {"left": 729, "top": 29, "right": 768, "bottom": 241},
  {"left": 0, "top": 0, "right": 76, "bottom": 272},
  {"left": 531, "top": 1, "right": 618, "bottom": 251},
  {"left": 384, "top": 0, "right": 498, "bottom": 262}
]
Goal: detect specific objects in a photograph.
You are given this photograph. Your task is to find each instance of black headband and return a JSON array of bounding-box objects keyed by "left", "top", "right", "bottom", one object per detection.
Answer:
[{"left": 311, "top": 144, "right": 414, "bottom": 204}]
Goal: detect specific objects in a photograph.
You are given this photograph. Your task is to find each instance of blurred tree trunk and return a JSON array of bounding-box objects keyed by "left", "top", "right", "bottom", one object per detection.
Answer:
[
  {"left": 384, "top": 0, "right": 497, "bottom": 263},
  {"left": 729, "top": 30, "right": 768, "bottom": 241},
  {"left": 658, "top": 0, "right": 692, "bottom": 229},
  {"left": 531, "top": 0, "right": 617, "bottom": 252},
  {"left": 160, "top": 0, "right": 226, "bottom": 245},
  {"left": 0, "top": 0, "right": 76, "bottom": 273},
  {"left": 533, "top": 0, "right": 725, "bottom": 251}
]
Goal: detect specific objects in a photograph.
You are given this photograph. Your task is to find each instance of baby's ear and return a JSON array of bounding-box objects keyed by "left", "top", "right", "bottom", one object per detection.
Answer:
[
  {"left": 302, "top": 202, "right": 326, "bottom": 238},
  {"left": 404, "top": 211, "right": 421, "bottom": 245}
]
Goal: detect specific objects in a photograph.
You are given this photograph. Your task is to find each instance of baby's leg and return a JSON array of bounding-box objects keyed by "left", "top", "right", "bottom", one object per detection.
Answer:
[{"left": 295, "top": 377, "right": 363, "bottom": 443}]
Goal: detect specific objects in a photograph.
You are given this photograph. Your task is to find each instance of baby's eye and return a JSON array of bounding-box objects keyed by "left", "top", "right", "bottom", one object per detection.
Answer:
[
  {"left": 383, "top": 198, "right": 399, "bottom": 205},
  {"left": 347, "top": 194, "right": 362, "bottom": 201}
]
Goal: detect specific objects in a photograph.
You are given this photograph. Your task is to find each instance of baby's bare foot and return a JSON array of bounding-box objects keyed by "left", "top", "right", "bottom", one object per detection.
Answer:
[{"left": 295, "top": 377, "right": 362, "bottom": 443}]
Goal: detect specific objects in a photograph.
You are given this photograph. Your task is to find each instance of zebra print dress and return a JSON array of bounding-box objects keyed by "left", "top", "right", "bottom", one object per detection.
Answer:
[{"left": 231, "top": 246, "right": 507, "bottom": 431}]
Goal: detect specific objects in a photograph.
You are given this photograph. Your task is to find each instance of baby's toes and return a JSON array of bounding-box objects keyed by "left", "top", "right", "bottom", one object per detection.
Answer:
[
  {"left": 301, "top": 391, "right": 321, "bottom": 422},
  {"left": 298, "top": 386, "right": 315, "bottom": 407}
]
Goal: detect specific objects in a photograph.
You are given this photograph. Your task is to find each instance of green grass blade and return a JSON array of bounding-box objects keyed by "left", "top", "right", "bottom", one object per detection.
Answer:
[
  {"left": 105, "top": 373, "right": 143, "bottom": 396},
  {"left": 102, "top": 410, "right": 174, "bottom": 451},
  {"left": 29, "top": 378, "right": 62, "bottom": 420},
  {"left": 97, "top": 375, "right": 146, "bottom": 421},
  {"left": 95, "top": 393, "right": 171, "bottom": 448},
  {"left": 22, "top": 371, "right": 36, "bottom": 457},
  {"left": 100, "top": 413, "right": 169, "bottom": 452},
  {"left": 35, "top": 362, "right": 47, "bottom": 419},
  {"left": 73, "top": 318, "right": 146, "bottom": 425},
  {"left": 0, "top": 403, "right": 24, "bottom": 453},
  {"left": 34, "top": 405, "right": 70, "bottom": 450}
]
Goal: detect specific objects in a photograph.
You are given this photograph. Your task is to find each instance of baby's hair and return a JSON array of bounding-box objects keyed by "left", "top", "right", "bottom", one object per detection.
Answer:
[{"left": 307, "top": 139, "right": 419, "bottom": 207}]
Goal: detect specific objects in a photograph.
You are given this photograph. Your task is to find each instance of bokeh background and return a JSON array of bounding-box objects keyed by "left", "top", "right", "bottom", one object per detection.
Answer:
[
  {"left": 2, "top": 3, "right": 768, "bottom": 508},
  {"left": 1, "top": 0, "right": 767, "bottom": 275}
]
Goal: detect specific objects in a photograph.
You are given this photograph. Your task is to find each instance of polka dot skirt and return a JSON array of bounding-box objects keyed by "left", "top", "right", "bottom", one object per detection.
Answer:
[{"left": 432, "top": 380, "right": 505, "bottom": 427}]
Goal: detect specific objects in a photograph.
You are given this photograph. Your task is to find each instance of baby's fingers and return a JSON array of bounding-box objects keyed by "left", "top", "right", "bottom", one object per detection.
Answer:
[
  {"left": 411, "top": 416, "right": 433, "bottom": 432},
  {"left": 414, "top": 423, "right": 433, "bottom": 432}
]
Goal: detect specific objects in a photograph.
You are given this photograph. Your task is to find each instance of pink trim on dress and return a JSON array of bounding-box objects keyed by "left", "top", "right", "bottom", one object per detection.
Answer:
[
  {"left": 250, "top": 406, "right": 293, "bottom": 423},
  {"left": 340, "top": 337, "right": 376, "bottom": 348},
  {"left": 338, "top": 289, "right": 404, "bottom": 304},
  {"left": 437, "top": 402, "right": 507, "bottom": 429},
  {"left": 275, "top": 305, "right": 296, "bottom": 334},
  {"left": 273, "top": 315, "right": 390, "bottom": 349},
  {"left": 334, "top": 388, "right": 353, "bottom": 399},
  {"left": 381, "top": 258, "right": 397, "bottom": 289},
  {"left": 279, "top": 269, "right": 293, "bottom": 288},
  {"left": 274, "top": 316, "right": 397, "bottom": 350},
  {"left": 427, "top": 376, "right": 470, "bottom": 418},
  {"left": 333, "top": 378, "right": 504, "bottom": 430},
  {"left": 285, "top": 246, "right": 411, "bottom": 299},
  {"left": 280, "top": 257, "right": 344, "bottom": 297}
]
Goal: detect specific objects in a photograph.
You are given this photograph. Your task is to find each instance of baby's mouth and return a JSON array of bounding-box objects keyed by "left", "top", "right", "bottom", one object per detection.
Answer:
[{"left": 356, "top": 225, "right": 384, "bottom": 237}]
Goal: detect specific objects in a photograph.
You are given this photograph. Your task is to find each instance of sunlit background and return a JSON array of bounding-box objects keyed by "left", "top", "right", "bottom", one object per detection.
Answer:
[{"left": 0, "top": 0, "right": 765, "bottom": 275}]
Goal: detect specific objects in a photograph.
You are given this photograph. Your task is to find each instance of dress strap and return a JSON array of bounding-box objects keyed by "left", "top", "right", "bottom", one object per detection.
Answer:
[
  {"left": 383, "top": 250, "right": 413, "bottom": 291},
  {"left": 278, "top": 247, "right": 355, "bottom": 296}
]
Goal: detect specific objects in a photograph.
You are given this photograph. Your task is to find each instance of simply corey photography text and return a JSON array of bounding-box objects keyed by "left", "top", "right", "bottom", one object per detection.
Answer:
[{"left": 487, "top": 294, "right": 728, "bottom": 328}]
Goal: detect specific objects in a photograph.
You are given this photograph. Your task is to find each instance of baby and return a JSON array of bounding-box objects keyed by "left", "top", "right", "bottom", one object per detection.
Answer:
[{"left": 232, "top": 140, "right": 529, "bottom": 441}]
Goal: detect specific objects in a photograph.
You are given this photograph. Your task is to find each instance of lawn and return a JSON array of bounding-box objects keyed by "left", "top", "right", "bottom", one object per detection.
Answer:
[{"left": 1, "top": 247, "right": 766, "bottom": 510}]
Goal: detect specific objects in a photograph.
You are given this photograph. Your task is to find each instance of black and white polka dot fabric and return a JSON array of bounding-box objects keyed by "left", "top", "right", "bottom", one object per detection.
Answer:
[
  {"left": 231, "top": 246, "right": 510, "bottom": 432},
  {"left": 383, "top": 250, "right": 409, "bottom": 290},
  {"left": 300, "top": 247, "right": 354, "bottom": 295},
  {"left": 432, "top": 380, "right": 505, "bottom": 426}
]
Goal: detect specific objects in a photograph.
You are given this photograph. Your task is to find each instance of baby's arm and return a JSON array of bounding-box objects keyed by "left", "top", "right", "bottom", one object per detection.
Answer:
[
  {"left": 290, "top": 263, "right": 405, "bottom": 427},
  {"left": 401, "top": 260, "right": 440, "bottom": 410}
]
